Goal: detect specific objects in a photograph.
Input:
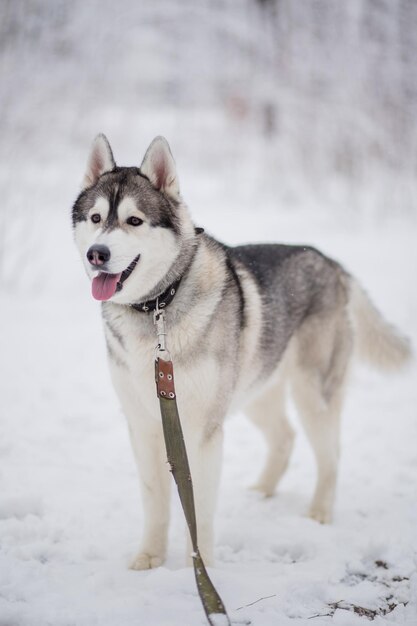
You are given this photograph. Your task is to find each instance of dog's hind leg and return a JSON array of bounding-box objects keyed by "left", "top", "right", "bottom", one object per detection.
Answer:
[
  {"left": 246, "top": 373, "right": 295, "bottom": 497},
  {"left": 291, "top": 313, "right": 352, "bottom": 523}
]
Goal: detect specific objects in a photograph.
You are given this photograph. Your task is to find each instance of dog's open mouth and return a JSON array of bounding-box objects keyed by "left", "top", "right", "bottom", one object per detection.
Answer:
[{"left": 91, "top": 255, "right": 140, "bottom": 301}]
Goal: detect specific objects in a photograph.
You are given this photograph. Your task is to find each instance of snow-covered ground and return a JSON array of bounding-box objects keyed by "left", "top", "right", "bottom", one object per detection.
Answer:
[{"left": 1, "top": 186, "right": 416, "bottom": 625}]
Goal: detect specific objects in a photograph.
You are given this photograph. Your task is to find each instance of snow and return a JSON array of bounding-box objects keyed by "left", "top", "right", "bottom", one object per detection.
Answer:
[
  {"left": 1, "top": 2, "right": 417, "bottom": 625},
  {"left": 209, "top": 613, "right": 231, "bottom": 626}
]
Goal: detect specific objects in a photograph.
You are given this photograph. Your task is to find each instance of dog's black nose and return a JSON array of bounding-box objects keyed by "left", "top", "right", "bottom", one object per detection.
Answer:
[{"left": 87, "top": 244, "right": 111, "bottom": 266}]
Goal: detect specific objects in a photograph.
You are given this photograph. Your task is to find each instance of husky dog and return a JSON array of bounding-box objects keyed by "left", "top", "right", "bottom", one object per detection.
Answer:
[{"left": 72, "top": 135, "right": 411, "bottom": 569}]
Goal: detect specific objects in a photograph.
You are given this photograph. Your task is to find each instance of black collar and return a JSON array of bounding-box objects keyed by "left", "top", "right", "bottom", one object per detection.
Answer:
[{"left": 130, "top": 277, "right": 182, "bottom": 313}]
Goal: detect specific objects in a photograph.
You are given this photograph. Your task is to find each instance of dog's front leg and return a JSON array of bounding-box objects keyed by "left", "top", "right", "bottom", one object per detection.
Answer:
[
  {"left": 181, "top": 419, "right": 224, "bottom": 566},
  {"left": 127, "top": 413, "right": 171, "bottom": 570}
]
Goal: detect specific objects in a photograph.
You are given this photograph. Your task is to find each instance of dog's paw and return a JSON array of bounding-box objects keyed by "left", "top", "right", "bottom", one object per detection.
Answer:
[
  {"left": 129, "top": 552, "right": 164, "bottom": 570},
  {"left": 308, "top": 506, "right": 332, "bottom": 524}
]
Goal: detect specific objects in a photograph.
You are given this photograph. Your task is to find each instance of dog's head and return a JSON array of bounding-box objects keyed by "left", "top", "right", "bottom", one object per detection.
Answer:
[{"left": 72, "top": 135, "right": 195, "bottom": 304}]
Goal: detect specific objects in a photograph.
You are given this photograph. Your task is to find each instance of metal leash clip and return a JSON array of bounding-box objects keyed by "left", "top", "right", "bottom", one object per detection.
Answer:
[{"left": 153, "top": 299, "right": 170, "bottom": 360}]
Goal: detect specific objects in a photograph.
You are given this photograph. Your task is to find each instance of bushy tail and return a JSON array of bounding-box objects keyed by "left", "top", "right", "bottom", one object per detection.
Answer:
[{"left": 349, "top": 279, "right": 412, "bottom": 371}]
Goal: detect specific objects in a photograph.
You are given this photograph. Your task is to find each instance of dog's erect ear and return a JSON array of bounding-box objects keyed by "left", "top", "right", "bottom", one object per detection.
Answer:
[
  {"left": 140, "top": 136, "right": 179, "bottom": 199},
  {"left": 82, "top": 134, "right": 116, "bottom": 190}
]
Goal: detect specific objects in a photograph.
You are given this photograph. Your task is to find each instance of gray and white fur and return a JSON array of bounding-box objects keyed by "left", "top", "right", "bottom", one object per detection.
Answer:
[{"left": 72, "top": 135, "right": 412, "bottom": 569}]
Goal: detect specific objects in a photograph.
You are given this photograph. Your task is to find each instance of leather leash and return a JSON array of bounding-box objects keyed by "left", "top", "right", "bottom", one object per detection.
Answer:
[{"left": 153, "top": 307, "right": 231, "bottom": 626}]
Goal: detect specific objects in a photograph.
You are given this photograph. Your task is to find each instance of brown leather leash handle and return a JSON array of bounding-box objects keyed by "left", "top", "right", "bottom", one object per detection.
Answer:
[{"left": 155, "top": 356, "right": 231, "bottom": 626}]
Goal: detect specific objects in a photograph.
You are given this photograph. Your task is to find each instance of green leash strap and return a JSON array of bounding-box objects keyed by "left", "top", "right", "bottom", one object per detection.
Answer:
[{"left": 155, "top": 357, "right": 230, "bottom": 626}]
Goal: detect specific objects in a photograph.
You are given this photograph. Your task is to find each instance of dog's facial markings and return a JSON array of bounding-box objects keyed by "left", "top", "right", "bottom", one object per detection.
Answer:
[
  {"left": 116, "top": 197, "right": 147, "bottom": 231},
  {"left": 105, "top": 183, "right": 121, "bottom": 229},
  {"left": 73, "top": 136, "right": 195, "bottom": 305},
  {"left": 73, "top": 166, "right": 181, "bottom": 235},
  {"left": 87, "top": 197, "right": 109, "bottom": 227},
  {"left": 77, "top": 185, "right": 180, "bottom": 302}
]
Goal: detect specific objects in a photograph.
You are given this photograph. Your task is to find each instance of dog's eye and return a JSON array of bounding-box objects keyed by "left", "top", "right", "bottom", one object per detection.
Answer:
[
  {"left": 91, "top": 213, "right": 101, "bottom": 224},
  {"left": 127, "top": 216, "right": 143, "bottom": 227}
]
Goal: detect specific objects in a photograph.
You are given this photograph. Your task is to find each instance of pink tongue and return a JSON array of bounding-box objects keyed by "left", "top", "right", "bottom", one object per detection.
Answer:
[{"left": 92, "top": 272, "right": 122, "bottom": 301}]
